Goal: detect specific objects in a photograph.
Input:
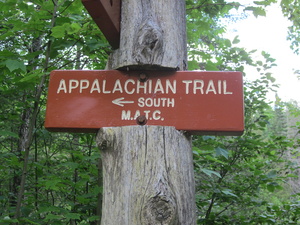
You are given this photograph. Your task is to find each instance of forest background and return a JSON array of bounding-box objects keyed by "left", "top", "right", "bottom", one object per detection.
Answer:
[{"left": 1, "top": 0, "right": 300, "bottom": 224}]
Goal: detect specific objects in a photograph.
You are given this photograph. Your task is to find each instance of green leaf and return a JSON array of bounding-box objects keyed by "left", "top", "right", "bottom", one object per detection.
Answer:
[
  {"left": 205, "top": 155, "right": 225, "bottom": 164},
  {"left": 66, "top": 23, "right": 81, "bottom": 34},
  {"left": 19, "top": 71, "right": 44, "bottom": 83},
  {"left": 253, "top": 7, "right": 266, "bottom": 17},
  {"left": 267, "top": 182, "right": 281, "bottom": 192},
  {"left": 280, "top": 0, "right": 290, "bottom": 7},
  {"left": 20, "top": 218, "right": 41, "bottom": 225},
  {"left": 0, "top": 216, "right": 19, "bottom": 223},
  {"left": 188, "top": 60, "right": 199, "bottom": 70},
  {"left": 62, "top": 162, "right": 79, "bottom": 169},
  {"left": 224, "top": 39, "right": 232, "bottom": 47},
  {"left": 202, "top": 136, "right": 215, "bottom": 140},
  {"left": 45, "top": 179, "right": 61, "bottom": 191},
  {"left": 5, "top": 59, "right": 26, "bottom": 72},
  {"left": 45, "top": 214, "right": 63, "bottom": 221},
  {"left": 205, "top": 61, "right": 219, "bottom": 71},
  {"left": 201, "top": 168, "right": 222, "bottom": 178},
  {"left": 286, "top": 174, "right": 298, "bottom": 178},
  {"left": 0, "top": 50, "right": 16, "bottom": 58},
  {"left": 0, "top": 130, "right": 18, "bottom": 138},
  {"left": 39, "top": 206, "right": 62, "bottom": 214},
  {"left": 65, "top": 213, "right": 81, "bottom": 220},
  {"left": 267, "top": 183, "right": 275, "bottom": 192},
  {"left": 215, "top": 147, "right": 229, "bottom": 159},
  {"left": 221, "top": 189, "right": 238, "bottom": 197},
  {"left": 245, "top": 6, "right": 266, "bottom": 17},
  {"left": 88, "top": 216, "right": 100, "bottom": 222},
  {"left": 51, "top": 25, "right": 66, "bottom": 38},
  {"left": 267, "top": 170, "right": 277, "bottom": 178},
  {"left": 254, "top": 0, "right": 276, "bottom": 6},
  {"left": 192, "top": 146, "right": 200, "bottom": 155},
  {"left": 232, "top": 35, "right": 240, "bottom": 44}
]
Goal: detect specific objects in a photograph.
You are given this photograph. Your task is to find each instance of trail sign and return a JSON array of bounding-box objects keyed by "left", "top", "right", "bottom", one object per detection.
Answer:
[
  {"left": 45, "top": 70, "right": 244, "bottom": 135},
  {"left": 82, "top": 0, "right": 121, "bottom": 49}
]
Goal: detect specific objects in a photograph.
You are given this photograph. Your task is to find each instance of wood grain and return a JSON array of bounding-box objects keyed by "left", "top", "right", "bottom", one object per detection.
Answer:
[
  {"left": 106, "top": 0, "right": 187, "bottom": 70},
  {"left": 97, "top": 0, "right": 196, "bottom": 224},
  {"left": 97, "top": 126, "right": 196, "bottom": 224}
]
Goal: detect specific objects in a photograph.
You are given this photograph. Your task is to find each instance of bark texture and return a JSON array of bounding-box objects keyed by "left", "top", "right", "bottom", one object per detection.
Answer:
[
  {"left": 97, "top": 0, "right": 196, "bottom": 224},
  {"left": 97, "top": 126, "right": 196, "bottom": 224},
  {"left": 106, "top": 0, "right": 187, "bottom": 70}
]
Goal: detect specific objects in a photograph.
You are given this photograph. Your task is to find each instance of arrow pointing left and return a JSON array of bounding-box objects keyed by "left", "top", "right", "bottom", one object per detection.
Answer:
[{"left": 112, "top": 97, "right": 134, "bottom": 107}]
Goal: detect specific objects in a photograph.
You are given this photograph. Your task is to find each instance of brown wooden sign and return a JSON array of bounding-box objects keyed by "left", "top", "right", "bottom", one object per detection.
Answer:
[
  {"left": 82, "top": 0, "right": 121, "bottom": 49},
  {"left": 44, "top": 70, "right": 244, "bottom": 135}
]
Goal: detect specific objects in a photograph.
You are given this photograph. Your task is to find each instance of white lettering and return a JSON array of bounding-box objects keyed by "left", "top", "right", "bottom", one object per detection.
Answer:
[
  {"left": 90, "top": 79, "right": 101, "bottom": 93},
  {"left": 193, "top": 80, "right": 204, "bottom": 94},
  {"left": 160, "top": 98, "right": 167, "bottom": 107},
  {"left": 121, "top": 110, "right": 165, "bottom": 121},
  {"left": 223, "top": 80, "right": 233, "bottom": 94},
  {"left": 57, "top": 79, "right": 67, "bottom": 93},
  {"left": 167, "top": 98, "right": 175, "bottom": 107},
  {"left": 138, "top": 97, "right": 145, "bottom": 107},
  {"left": 80, "top": 80, "right": 89, "bottom": 93},
  {"left": 56, "top": 78, "right": 233, "bottom": 96},
  {"left": 153, "top": 98, "right": 160, "bottom": 107},
  {"left": 182, "top": 80, "right": 192, "bottom": 94},
  {"left": 144, "top": 110, "right": 151, "bottom": 118},
  {"left": 102, "top": 80, "right": 111, "bottom": 94},
  {"left": 69, "top": 80, "right": 79, "bottom": 93},
  {"left": 137, "top": 81, "right": 146, "bottom": 94},
  {"left": 137, "top": 97, "right": 175, "bottom": 108},
  {"left": 148, "top": 80, "right": 152, "bottom": 93},
  {"left": 166, "top": 80, "right": 176, "bottom": 94},
  {"left": 121, "top": 110, "right": 131, "bottom": 120},
  {"left": 112, "top": 79, "right": 123, "bottom": 93},
  {"left": 153, "top": 110, "right": 161, "bottom": 120},
  {"left": 124, "top": 79, "right": 135, "bottom": 94},
  {"left": 206, "top": 80, "right": 217, "bottom": 94},
  {"left": 145, "top": 98, "right": 153, "bottom": 107},
  {"left": 153, "top": 79, "right": 164, "bottom": 93},
  {"left": 133, "top": 110, "right": 140, "bottom": 118},
  {"left": 218, "top": 80, "right": 222, "bottom": 94}
]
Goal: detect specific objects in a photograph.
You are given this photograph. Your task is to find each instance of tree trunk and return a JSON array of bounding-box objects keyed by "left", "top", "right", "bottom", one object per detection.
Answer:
[
  {"left": 96, "top": 0, "right": 196, "bottom": 224},
  {"left": 97, "top": 126, "right": 196, "bottom": 224},
  {"left": 106, "top": 0, "right": 187, "bottom": 71}
]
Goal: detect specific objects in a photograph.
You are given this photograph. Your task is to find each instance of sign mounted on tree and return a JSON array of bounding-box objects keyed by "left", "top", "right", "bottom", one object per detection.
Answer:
[
  {"left": 45, "top": 70, "right": 244, "bottom": 135},
  {"left": 81, "top": 0, "right": 121, "bottom": 49}
]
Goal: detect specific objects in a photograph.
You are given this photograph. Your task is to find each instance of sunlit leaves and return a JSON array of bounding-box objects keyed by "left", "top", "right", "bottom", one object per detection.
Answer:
[
  {"left": 51, "top": 23, "right": 82, "bottom": 38},
  {"left": 232, "top": 35, "right": 240, "bottom": 44},
  {"left": 244, "top": 6, "right": 266, "bottom": 17},
  {"left": 280, "top": 0, "right": 300, "bottom": 54},
  {"left": 0, "top": 0, "right": 299, "bottom": 224},
  {"left": 188, "top": 1, "right": 299, "bottom": 219}
]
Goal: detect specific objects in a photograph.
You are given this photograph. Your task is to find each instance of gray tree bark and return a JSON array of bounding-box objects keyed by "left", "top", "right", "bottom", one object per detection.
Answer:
[
  {"left": 97, "top": 0, "right": 196, "bottom": 224},
  {"left": 106, "top": 0, "right": 187, "bottom": 71},
  {"left": 97, "top": 126, "right": 196, "bottom": 224}
]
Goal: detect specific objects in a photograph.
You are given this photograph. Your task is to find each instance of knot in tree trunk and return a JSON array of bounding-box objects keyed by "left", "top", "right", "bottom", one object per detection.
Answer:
[
  {"left": 142, "top": 195, "right": 177, "bottom": 224},
  {"left": 133, "top": 16, "right": 164, "bottom": 65}
]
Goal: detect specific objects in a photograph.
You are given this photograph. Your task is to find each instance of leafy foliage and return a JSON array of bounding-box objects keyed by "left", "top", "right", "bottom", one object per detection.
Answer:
[
  {"left": 186, "top": 1, "right": 300, "bottom": 224},
  {"left": 280, "top": 0, "right": 300, "bottom": 54},
  {"left": 0, "top": 0, "right": 300, "bottom": 224},
  {"left": 0, "top": 0, "right": 108, "bottom": 224}
]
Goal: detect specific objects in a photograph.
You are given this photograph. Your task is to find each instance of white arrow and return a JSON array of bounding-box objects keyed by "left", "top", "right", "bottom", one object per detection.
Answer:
[{"left": 112, "top": 97, "right": 134, "bottom": 107}]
